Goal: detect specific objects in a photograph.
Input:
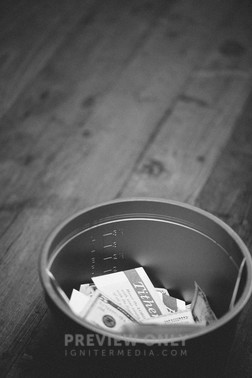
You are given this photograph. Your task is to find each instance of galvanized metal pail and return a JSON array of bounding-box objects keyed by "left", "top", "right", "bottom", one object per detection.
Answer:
[{"left": 39, "top": 198, "right": 252, "bottom": 377}]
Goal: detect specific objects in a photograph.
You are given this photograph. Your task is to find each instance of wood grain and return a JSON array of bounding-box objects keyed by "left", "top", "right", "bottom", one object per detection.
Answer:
[
  {"left": 120, "top": 0, "right": 252, "bottom": 202},
  {"left": 195, "top": 92, "right": 252, "bottom": 378},
  {"left": 0, "top": 0, "right": 96, "bottom": 118},
  {"left": 0, "top": 0, "right": 251, "bottom": 376}
]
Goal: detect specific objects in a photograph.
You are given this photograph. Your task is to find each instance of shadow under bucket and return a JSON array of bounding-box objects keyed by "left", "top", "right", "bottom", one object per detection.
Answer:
[{"left": 39, "top": 198, "right": 252, "bottom": 377}]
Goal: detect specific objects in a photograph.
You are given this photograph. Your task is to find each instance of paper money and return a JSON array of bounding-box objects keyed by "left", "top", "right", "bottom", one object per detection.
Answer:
[
  {"left": 142, "top": 309, "right": 195, "bottom": 325},
  {"left": 68, "top": 271, "right": 217, "bottom": 329},
  {"left": 155, "top": 288, "right": 186, "bottom": 313},
  {"left": 191, "top": 282, "right": 217, "bottom": 325},
  {"left": 92, "top": 267, "right": 168, "bottom": 322},
  {"left": 79, "top": 289, "right": 137, "bottom": 332}
]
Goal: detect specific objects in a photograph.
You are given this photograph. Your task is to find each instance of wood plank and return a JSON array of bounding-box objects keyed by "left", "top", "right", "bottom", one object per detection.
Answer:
[
  {"left": 0, "top": 0, "right": 235, "bottom": 210},
  {"left": 194, "top": 92, "right": 252, "bottom": 378},
  {"left": 0, "top": 0, "right": 198, "bottom": 373},
  {"left": 0, "top": 0, "right": 170, "bottom": 240},
  {"left": 0, "top": 0, "right": 95, "bottom": 117},
  {"left": 120, "top": 0, "right": 252, "bottom": 202}
]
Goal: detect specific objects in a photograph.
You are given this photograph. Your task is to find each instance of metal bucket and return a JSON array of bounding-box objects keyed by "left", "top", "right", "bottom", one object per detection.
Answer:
[{"left": 39, "top": 198, "right": 252, "bottom": 377}]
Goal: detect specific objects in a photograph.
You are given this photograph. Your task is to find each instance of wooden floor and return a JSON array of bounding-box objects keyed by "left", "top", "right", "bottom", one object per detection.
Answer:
[{"left": 0, "top": 0, "right": 252, "bottom": 376}]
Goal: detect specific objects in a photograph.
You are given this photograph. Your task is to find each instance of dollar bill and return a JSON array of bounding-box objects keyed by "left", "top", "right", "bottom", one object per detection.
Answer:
[
  {"left": 191, "top": 282, "right": 217, "bottom": 325},
  {"left": 141, "top": 309, "right": 196, "bottom": 325},
  {"left": 69, "top": 272, "right": 216, "bottom": 330},
  {"left": 79, "top": 289, "right": 138, "bottom": 332},
  {"left": 92, "top": 267, "right": 168, "bottom": 322}
]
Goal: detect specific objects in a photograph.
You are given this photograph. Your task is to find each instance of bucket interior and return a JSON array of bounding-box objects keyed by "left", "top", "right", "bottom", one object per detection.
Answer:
[{"left": 47, "top": 200, "right": 250, "bottom": 320}]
